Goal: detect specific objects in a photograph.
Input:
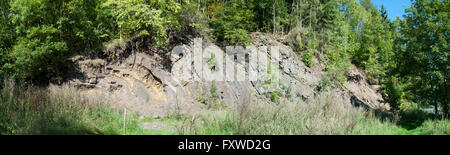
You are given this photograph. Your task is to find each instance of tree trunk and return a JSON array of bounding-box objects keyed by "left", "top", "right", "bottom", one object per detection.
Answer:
[
  {"left": 434, "top": 99, "right": 439, "bottom": 117},
  {"left": 442, "top": 85, "right": 448, "bottom": 117},
  {"left": 443, "top": 102, "right": 449, "bottom": 118},
  {"left": 273, "top": 2, "right": 276, "bottom": 34}
]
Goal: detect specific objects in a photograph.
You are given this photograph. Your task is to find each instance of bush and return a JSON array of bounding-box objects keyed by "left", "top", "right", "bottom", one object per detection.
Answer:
[
  {"left": 178, "top": 1, "right": 210, "bottom": 38},
  {"left": 196, "top": 82, "right": 227, "bottom": 110},
  {"left": 207, "top": 0, "right": 256, "bottom": 45},
  {"left": 223, "top": 28, "right": 252, "bottom": 45},
  {"left": 7, "top": 26, "right": 68, "bottom": 80},
  {"left": 207, "top": 82, "right": 227, "bottom": 110},
  {"left": 102, "top": 0, "right": 181, "bottom": 47},
  {"left": 206, "top": 53, "right": 218, "bottom": 71},
  {"left": 380, "top": 76, "right": 410, "bottom": 110},
  {"left": 303, "top": 36, "right": 317, "bottom": 67},
  {"left": 4, "top": 0, "right": 112, "bottom": 81}
]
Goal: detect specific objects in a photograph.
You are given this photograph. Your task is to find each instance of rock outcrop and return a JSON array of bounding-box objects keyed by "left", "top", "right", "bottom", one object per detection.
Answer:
[{"left": 67, "top": 32, "right": 388, "bottom": 117}]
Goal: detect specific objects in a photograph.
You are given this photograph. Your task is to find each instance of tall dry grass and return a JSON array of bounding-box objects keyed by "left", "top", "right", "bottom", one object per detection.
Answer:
[
  {"left": 172, "top": 92, "right": 405, "bottom": 135},
  {"left": 0, "top": 79, "right": 145, "bottom": 135}
]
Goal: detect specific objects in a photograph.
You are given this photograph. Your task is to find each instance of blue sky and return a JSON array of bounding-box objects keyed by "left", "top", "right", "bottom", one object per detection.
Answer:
[{"left": 359, "top": 0, "right": 413, "bottom": 20}]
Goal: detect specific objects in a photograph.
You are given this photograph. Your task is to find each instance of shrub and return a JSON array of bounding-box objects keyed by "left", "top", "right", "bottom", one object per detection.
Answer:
[
  {"left": 196, "top": 82, "right": 227, "bottom": 110},
  {"left": 206, "top": 53, "right": 218, "bottom": 71},
  {"left": 8, "top": 26, "right": 68, "bottom": 80},
  {"left": 102, "top": 0, "right": 181, "bottom": 47},
  {"left": 207, "top": 0, "right": 256, "bottom": 45},
  {"left": 5, "top": 0, "right": 111, "bottom": 81},
  {"left": 178, "top": 1, "right": 210, "bottom": 38},
  {"left": 303, "top": 36, "right": 316, "bottom": 67}
]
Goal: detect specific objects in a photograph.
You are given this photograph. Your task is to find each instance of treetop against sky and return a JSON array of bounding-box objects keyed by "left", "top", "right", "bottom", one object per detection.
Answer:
[{"left": 358, "top": 0, "right": 413, "bottom": 20}]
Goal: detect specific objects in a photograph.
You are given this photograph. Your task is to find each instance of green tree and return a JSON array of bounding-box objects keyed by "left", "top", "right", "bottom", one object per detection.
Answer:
[
  {"left": 322, "top": 0, "right": 355, "bottom": 86},
  {"left": 396, "top": 0, "right": 449, "bottom": 116},
  {"left": 254, "top": 0, "right": 290, "bottom": 34},
  {"left": 0, "top": 2, "right": 12, "bottom": 57},
  {"left": 360, "top": 0, "right": 377, "bottom": 12},
  {"left": 380, "top": 4, "right": 388, "bottom": 23},
  {"left": 6, "top": 0, "right": 69, "bottom": 80},
  {"left": 5, "top": 0, "right": 110, "bottom": 81},
  {"left": 102, "top": 0, "right": 181, "bottom": 47},
  {"left": 351, "top": 1, "right": 395, "bottom": 85},
  {"left": 0, "top": 0, "right": 14, "bottom": 50},
  {"left": 0, "top": 0, "right": 14, "bottom": 80},
  {"left": 207, "top": 0, "right": 257, "bottom": 45}
]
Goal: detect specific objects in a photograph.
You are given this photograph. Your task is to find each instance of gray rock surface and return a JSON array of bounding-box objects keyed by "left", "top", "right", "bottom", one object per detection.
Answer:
[{"left": 67, "top": 32, "right": 388, "bottom": 117}]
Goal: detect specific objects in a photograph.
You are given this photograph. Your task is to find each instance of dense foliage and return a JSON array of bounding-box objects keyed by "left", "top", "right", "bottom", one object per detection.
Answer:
[
  {"left": 0, "top": 0, "right": 448, "bottom": 116},
  {"left": 393, "top": 0, "right": 449, "bottom": 115},
  {"left": 0, "top": 0, "right": 180, "bottom": 81}
]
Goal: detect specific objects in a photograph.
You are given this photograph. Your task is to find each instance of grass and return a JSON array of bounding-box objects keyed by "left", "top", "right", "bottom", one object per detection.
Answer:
[
  {"left": 169, "top": 92, "right": 449, "bottom": 135},
  {"left": 0, "top": 79, "right": 146, "bottom": 135},
  {"left": 1, "top": 79, "right": 447, "bottom": 135},
  {"left": 136, "top": 117, "right": 178, "bottom": 135},
  {"left": 411, "top": 119, "right": 450, "bottom": 135}
]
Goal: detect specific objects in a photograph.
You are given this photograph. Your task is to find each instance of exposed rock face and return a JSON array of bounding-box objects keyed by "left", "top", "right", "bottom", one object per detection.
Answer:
[{"left": 67, "top": 32, "right": 388, "bottom": 117}]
